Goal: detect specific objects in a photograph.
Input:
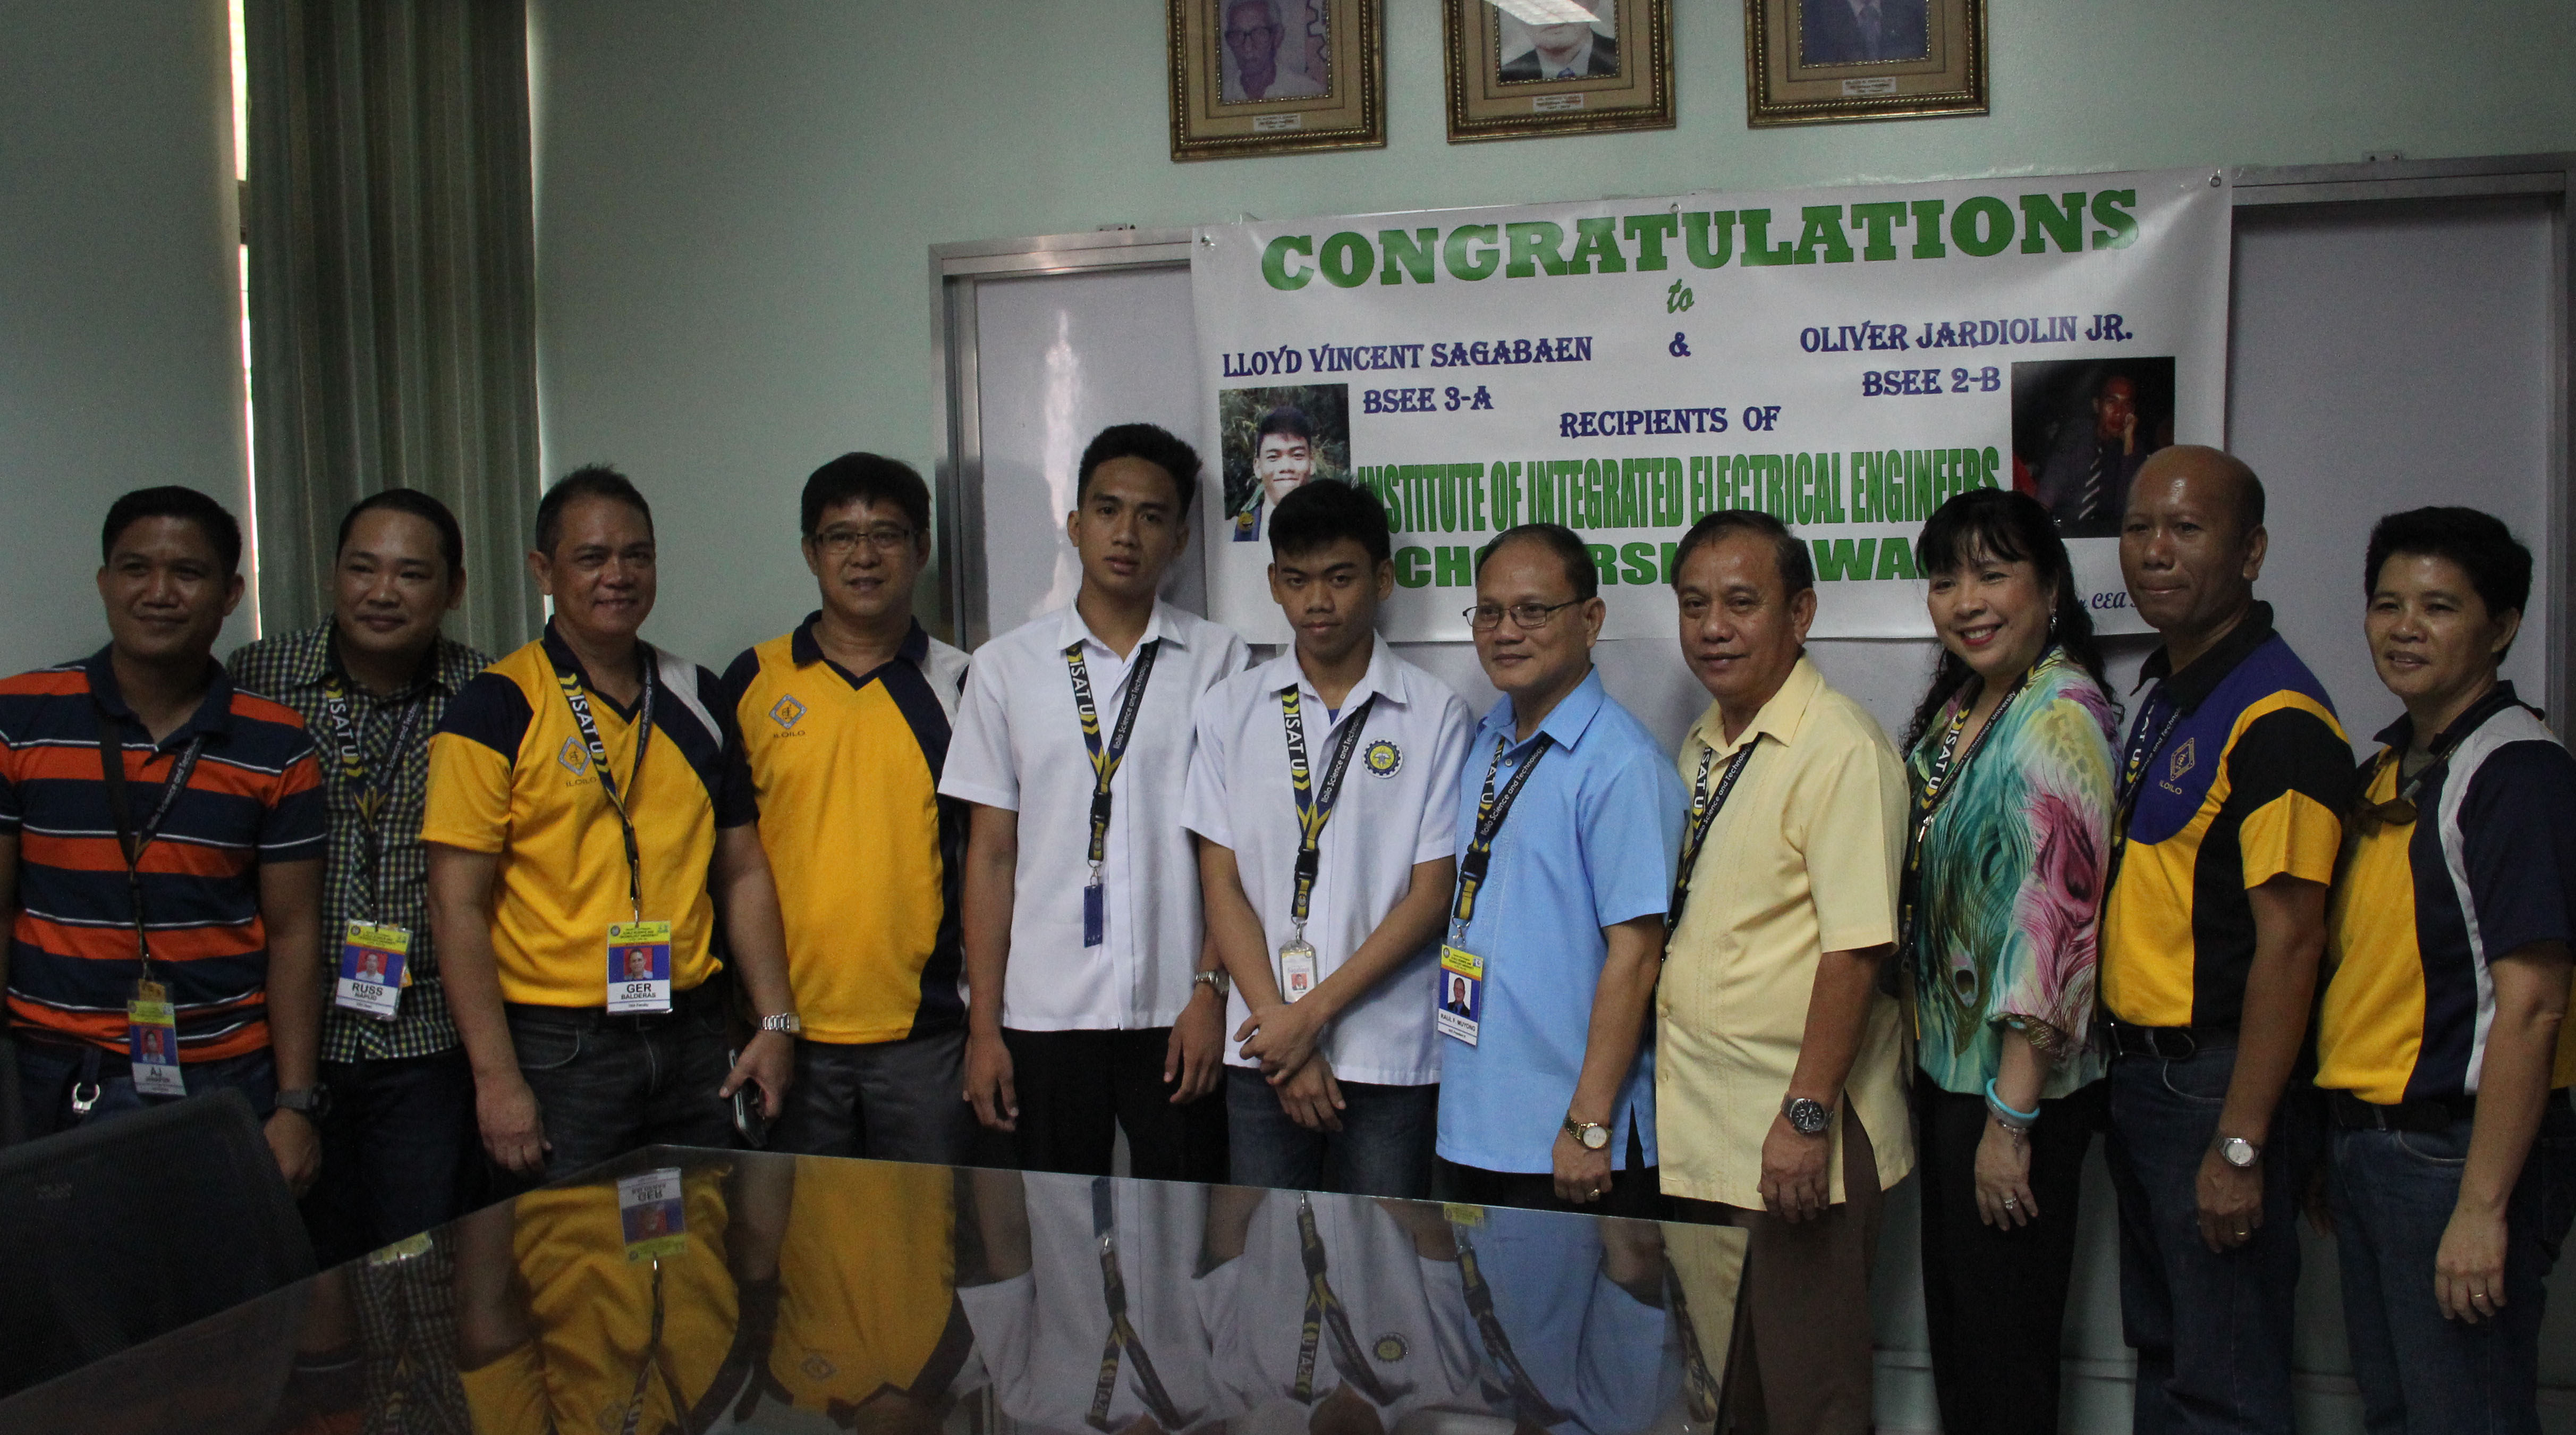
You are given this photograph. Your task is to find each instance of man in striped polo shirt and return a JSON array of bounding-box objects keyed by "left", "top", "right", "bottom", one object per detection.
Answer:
[{"left": 2, "top": 486, "right": 328, "bottom": 1189}]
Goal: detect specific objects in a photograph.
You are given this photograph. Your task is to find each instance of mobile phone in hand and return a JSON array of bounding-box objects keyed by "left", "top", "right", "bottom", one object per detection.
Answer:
[{"left": 727, "top": 1049, "right": 771, "bottom": 1149}]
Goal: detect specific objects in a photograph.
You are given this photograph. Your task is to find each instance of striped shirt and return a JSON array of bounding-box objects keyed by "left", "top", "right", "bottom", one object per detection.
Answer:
[
  {"left": 1, "top": 648, "right": 327, "bottom": 1059},
  {"left": 228, "top": 621, "right": 493, "bottom": 1064}
]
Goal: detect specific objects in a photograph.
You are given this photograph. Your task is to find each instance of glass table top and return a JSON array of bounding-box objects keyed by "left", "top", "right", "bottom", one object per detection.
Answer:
[{"left": 0, "top": 1147, "right": 1745, "bottom": 1435}]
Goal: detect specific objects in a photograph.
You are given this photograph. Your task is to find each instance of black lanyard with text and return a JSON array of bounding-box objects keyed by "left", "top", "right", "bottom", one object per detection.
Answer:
[
  {"left": 2102, "top": 686, "right": 2183, "bottom": 910},
  {"left": 1281, "top": 689, "right": 1377, "bottom": 937},
  {"left": 553, "top": 657, "right": 655, "bottom": 923},
  {"left": 1667, "top": 738, "right": 1756, "bottom": 935},
  {"left": 318, "top": 674, "right": 428, "bottom": 923},
  {"left": 93, "top": 706, "right": 206, "bottom": 982},
  {"left": 1084, "top": 1177, "right": 1193, "bottom": 1432},
  {"left": 1066, "top": 639, "right": 1162, "bottom": 877},
  {"left": 1450, "top": 733, "right": 1550, "bottom": 938}
]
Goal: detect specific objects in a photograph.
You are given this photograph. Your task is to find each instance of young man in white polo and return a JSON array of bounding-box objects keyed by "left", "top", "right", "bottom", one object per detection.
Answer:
[
  {"left": 1185, "top": 479, "right": 1471, "bottom": 1197},
  {"left": 945, "top": 423, "right": 1248, "bottom": 1179}
]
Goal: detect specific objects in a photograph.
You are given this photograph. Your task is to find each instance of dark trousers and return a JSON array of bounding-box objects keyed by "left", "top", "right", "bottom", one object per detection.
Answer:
[
  {"left": 499, "top": 997, "right": 736, "bottom": 1192},
  {"left": 1674, "top": 1104, "right": 1884, "bottom": 1435},
  {"left": 769, "top": 1028, "right": 977, "bottom": 1164},
  {"left": 299, "top": 1049, "right": 481, "bottom": 1269},
  {"left": 2329, "top": 1096, "right": 2576, "bottom": 1435},
  {"left": 1433, "top": 1120, "right": 1668, "bottom": 1219},
  {"left": 1001, "top": 1026, "right": 1227, "bottom": 1181},
  {"left": 2104, "top": 1045, "right": 2317, "bottom": 1435},
  {"left": 1917, "top": 1078, "right": 2105, "bottom": 1435},
  {"left": 15, "top": 1038, "right": 276, "bottom": 1138},
  {"left": 1225, "top": 1066, "right": 1438, "bottom": 1198}
]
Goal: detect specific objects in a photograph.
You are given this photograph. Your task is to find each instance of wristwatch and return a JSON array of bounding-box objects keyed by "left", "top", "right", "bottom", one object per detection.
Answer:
[
  {"left": 2217, "top": 1134, "right": 2261, "bottom": 1169},
  {"left": 275, "top": 1086, "right": 331, "bottom": 1120},
  {"left": 1561, "top": 1116, "right": 1611, "bottom": 1151},
  {"left": 758, "top": 1012, "right": 802, "bottom": 1035},
  {"left": 1193, "top": 969, "right": 1232, "bottom": 1001},
  {"left": 1781, "top": 1095, "right": 1832, "bottom": 1137}
]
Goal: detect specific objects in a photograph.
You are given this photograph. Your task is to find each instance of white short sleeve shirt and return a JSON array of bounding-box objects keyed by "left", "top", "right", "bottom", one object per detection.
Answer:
[
  {"left": 1181, "top": 641, "right": 1473, "bottom": 1086},
  {"left": 940, "top": 601, "right": 1249, "bottom": 1031}
]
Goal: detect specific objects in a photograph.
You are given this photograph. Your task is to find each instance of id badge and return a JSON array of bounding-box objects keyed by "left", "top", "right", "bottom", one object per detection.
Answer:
[
  {"left": 1278, "top": 939, "right": 1318, "bottom": 1002},
  {"left": 606, "top": 921, "right": 674, "bottom": 1014},
  {"left": 616, "top": 1167, "right": 688, "bottom": 1263},
  {"left": 1082, "top": 875, "right": 1106, "bottom": 950},
  {"left": 128, "top": 983, "right": 186, "bottom": 1096},
  {"left": 1435, "top": 944, "right": 1484, "bottom": 1046},
  {"left": 334, "top": 920, "right": 411, "bottom": 1020}
]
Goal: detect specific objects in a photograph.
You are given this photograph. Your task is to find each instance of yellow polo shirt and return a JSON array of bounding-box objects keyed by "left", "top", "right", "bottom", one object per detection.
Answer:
[
  {"left": 1656, "top": 657, "right": 1914, "bottom": 1209},
  {"left": 768, "top": 1159, "right": 964, "bottom": 1411},
  {"left": 422, "top": 626, "right": 755, "bottom": 1007}
]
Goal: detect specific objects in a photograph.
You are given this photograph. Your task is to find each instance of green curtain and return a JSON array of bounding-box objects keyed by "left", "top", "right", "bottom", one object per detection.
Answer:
[{"left": 244, "top": 0, "right": 541, "bottom": 656}]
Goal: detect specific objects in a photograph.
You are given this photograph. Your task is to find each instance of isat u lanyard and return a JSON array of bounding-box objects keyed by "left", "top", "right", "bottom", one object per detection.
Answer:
[
  {"left": 2103, "top": 680, "right": 2183, "bottom": 911},
  {"left": 1290, "top": 1192, "right": 1405, "bottom": 1405},
  {"left": 553, "top": 657, "right": 655, "bottom": 922},
  {"left": 1084, "top": 1176, "right": 1193, "bottom": 1432},
  {"left": 92, "top": 704, "right": 206, "bottom": 987},
  {"left": 1449, "top": 732, "right": 1550, "bottom": 941},
  {"left": 1279, "top": 689, "right": 1378, "bottom": 942},
  {"left": 317, "top": 674, "right": 428, "bottom": 922},
  {"left": 1666, "top": 739, "right": 1756, "bottom": 935},
  {"left": 1066, "top": 639, "right": 1160, "bottom": 950}
]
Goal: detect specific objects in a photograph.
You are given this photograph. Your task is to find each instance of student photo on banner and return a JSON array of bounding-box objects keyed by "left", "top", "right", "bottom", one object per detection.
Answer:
[
  {"left": 2010, "top": 356, "right": 2177, "bottom": 540},
  {"left": 1219, "top": 0, "right": 1332, "bottom": 104},
  {"left": 1220, "top": 383, "right": 1350, "bottom": 543},
  {"left": 1496, "top": 5, "right": 1620, "bottom": 83}
]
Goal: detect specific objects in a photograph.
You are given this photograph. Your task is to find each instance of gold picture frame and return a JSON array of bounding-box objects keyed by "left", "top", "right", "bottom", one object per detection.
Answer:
[
  {"left": 1745, "top": 0, "right": 1986, "bottom": 128},
  {"left": 1442, "top": 0, "right": 1674, "bottom": 145},
  {"left": 1170, "top": 0, "right": 1385, "bottom": 161}
]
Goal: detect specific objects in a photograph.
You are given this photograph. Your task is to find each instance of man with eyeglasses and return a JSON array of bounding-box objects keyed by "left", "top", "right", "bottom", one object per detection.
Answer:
[
  {"left": 1221, "top": 0, "right": 1326, "bottom": 103},
  {"left": 722, "top": 453, "right": 976, "bottom": 1162},
  {"left": 1432, "top": 523, "right": 1682, "bottom": 1217}
]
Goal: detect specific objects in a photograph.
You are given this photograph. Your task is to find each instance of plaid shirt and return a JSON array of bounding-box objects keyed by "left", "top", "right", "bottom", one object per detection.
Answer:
[{"left": 230, "top": 621, "right": 494, "bottom": 1063}]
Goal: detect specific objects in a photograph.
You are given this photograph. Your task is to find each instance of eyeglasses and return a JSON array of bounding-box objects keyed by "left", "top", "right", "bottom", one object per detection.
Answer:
[
  {"left": 1463, "top": 599, "right": 1582, "bottom": 632},
  {"left": 812, "top": 526, "right": 918, "bottom": 558}
]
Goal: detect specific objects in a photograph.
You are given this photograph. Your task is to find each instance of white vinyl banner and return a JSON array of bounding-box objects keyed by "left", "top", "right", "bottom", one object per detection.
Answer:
[{"left": 1192, "top": 168, "right": 2231, "bottom": 643}]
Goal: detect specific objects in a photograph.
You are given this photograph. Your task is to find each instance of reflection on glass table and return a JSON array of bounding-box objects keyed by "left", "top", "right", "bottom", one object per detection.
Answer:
[{"left": 0, "top": 1147, "right": 1746, "bottom": 1435}]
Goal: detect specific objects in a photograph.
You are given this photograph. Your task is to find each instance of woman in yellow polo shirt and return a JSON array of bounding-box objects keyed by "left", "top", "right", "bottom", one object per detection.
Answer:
[{"left": 1897, "top": 488, "right": 2117, "bottom": 1435}]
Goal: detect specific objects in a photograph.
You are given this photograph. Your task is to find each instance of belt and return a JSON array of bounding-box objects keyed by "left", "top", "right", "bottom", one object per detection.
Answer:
[
  {"left": 2103, "top": 1018, "right": 2236, "bottom": 1060},
  {"left": 2329, "top": 1086, "right": 2572, "bottom": 1133},
  {"left": 503, "top": 978, "right": 727, "bottom": 1032}
]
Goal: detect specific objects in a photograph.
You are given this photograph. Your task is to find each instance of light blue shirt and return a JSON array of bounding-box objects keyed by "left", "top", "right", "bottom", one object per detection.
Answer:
[{"left": 1437, "top": 668, "right": 1685, "bottom": 1174}]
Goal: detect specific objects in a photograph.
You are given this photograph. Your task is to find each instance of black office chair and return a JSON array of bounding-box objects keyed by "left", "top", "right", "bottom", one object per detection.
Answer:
[{"left": 0, "top": 1086, "right": 315, "bottom": 1401}]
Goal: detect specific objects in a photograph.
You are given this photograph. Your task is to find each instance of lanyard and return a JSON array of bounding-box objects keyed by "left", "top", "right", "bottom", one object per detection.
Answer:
[
  {"left": 553, "top": 657, "right": 655, "bottom": 923},
  {"left": 317, "top": 674, "right": 429, "bottom": 923},
  {"left": 2103, "top": 686, "right": 2184, "bottom": 909},
  {"left": 1281, "top": 689, "right": 1378, "bottom": 936},
  {"left": 1667, "top": 739, "right": 1756, "bottom": 935},
  {"left": 1450, "top": 733, "right": 1551, "bottom": 938},
  {"left": 1291, "top": 1192, "right": 1405, "bottom": 1406},
  {"left": 1899, "top": 654, "right": 2050, "bottom": 967},
  {"left": 1084, "top": 1177, "right": 1193, "bottom": 1432},
  {"left": 93, "top": 705, "right": 206, "bottom": 981},
  {"left": 1066, "top": 639, "right": 1162, "bottom": 875},
  {"left": 1454, "top": 1232, "right": 1571, "bottom": 1426}
]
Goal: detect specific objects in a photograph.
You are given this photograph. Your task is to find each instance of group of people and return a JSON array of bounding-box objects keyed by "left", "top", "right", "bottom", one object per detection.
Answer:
[{"left": 1, "top": 423, "right": 2567, "bottom": 1435}]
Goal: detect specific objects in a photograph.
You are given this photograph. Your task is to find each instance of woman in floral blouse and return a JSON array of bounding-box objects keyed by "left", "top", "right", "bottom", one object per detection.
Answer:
[{"left": 1900, "top": 487, "right": 2117, "bottom": 1435}]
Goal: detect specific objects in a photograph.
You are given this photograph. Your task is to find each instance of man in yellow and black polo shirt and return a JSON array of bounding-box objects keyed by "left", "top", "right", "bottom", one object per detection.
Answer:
[
  {"left": 723, "top": 453, "right": 977, "bottom": 1163},
  {"left": 2098, "top": 448, "right": 2352, "bottom": 1435},
  {"left": 424, "top": 467, "right": 799, "bottom": 1188},
  {"left": 2318, "top": 507, "right": 2573, "bottom": 1432}
]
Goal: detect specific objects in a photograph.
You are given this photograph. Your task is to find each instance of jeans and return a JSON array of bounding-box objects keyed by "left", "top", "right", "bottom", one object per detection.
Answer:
[
  {"left": 15, "top": 1039, "right": 277, "bottom": 1139},
  {"left": 300, "top": 1049, "right": 482, "bottom": 1268},
  {"left": 2105, "top": 1045, "right": 2318, "bottom": 1435},
  {"left": 1224, "top": 1065, "right": 1438, "bottom": 1198},
  {"left": 768, "top": 1028, "right": 977, "bottom": 1164},
  {"left": 501, "top": 1000, "right": 736, "bottom": 1192},
  {"left": 2329, "top": 1096, "right": 2576, "bottom": 1435}
]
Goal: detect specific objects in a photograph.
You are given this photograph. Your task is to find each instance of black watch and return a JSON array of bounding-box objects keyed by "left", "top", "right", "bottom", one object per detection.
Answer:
[
  {"left": 275, "top": 1085, "right": 331, "bottom": 1121},
  {"left": 1781, "top": 1095, "right": 1832, "bottom": 1136}
]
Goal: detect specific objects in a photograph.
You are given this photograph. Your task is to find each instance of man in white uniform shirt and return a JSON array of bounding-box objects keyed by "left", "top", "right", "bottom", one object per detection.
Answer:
[
  {"left": 1188, "top": 480, "right": 1470, "bottom": 1198},
  {"left": 945, "top": 423, "right": 1249, "bottom": 1180}
]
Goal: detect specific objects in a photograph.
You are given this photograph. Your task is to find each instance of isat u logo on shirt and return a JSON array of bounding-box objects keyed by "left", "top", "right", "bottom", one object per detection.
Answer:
[{"left": 1363, "top": 739, "right": 1404, "bottom": 778}]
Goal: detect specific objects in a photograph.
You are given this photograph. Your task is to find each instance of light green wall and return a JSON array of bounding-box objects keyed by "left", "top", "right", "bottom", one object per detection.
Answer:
[{"left": 526, "top": 0, "right": 2576, "bottom": 665}]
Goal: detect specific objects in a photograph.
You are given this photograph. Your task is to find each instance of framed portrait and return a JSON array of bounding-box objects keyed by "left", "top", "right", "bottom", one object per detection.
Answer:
[
  {"left": 1442, "top": 0, "right": 1674, "bottom": 144},
  {"left": 1744, "top": 0, "right": 1986, "bottom": 128},
  {"left": 1169, "top": 0, "right": 1384, "bottom": 161}
]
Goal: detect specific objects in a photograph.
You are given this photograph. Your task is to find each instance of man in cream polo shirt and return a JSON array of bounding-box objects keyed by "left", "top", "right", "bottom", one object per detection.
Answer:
[{"left": 944, "top": 423, "right": 1249, "bottom": 1180}]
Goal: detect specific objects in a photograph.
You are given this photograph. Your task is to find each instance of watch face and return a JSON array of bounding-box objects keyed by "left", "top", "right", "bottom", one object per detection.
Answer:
[
  {"left": 1786, "top": 1099, "right": 1829, "bottom": 1135},
  {"left": 1581, "top": 1125, "right": 1609, "bottom": 1150},
  {"left": 2222, "top": 1137, "right": 2258, "bottom": 1168}
]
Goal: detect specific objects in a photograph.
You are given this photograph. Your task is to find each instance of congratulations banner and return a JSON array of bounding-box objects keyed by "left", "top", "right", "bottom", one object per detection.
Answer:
[{"left": 1192, "top": 168, "right": 2230, "bottom": 642}]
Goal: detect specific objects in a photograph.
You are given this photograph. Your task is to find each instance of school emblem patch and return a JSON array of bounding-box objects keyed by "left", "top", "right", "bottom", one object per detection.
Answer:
[
  {"left": 770, "top": 694, "right": 807, "bottom": 731},
  {"left": 557, "top": 736, "right": 590, "bottom": 776},
  {"left": 1363, "top": 740, "right": 1403, "bottom": 779},
  {"left": 1374, "top": 1333, "right": 1408, "bottom": 1362}
]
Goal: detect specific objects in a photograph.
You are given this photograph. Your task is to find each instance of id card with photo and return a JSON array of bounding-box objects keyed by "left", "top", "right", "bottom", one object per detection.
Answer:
[
  {"left": 616, "top": 1168, "right": 688, "bottom": 1262},
  {"left": 127, "top": 993, "right": 186, "bottom": 1096},
  {"left": 1279, "top": 941, "right": 1318, "bottom": 1001},
  {"left": 605, "top": 921, "right": 673, "bottom": 1014},
  {"left": 334, "top": 921, "right": 411, "bottom": 1019},
  {"left": 1435, "top": 944, "right": 1485, "bottom": 1046}
]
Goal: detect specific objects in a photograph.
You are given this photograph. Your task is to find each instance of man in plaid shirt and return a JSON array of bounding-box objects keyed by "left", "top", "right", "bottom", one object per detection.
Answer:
[{"left": 232, "top": 489, "right": 493, "bottom": 1267}]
